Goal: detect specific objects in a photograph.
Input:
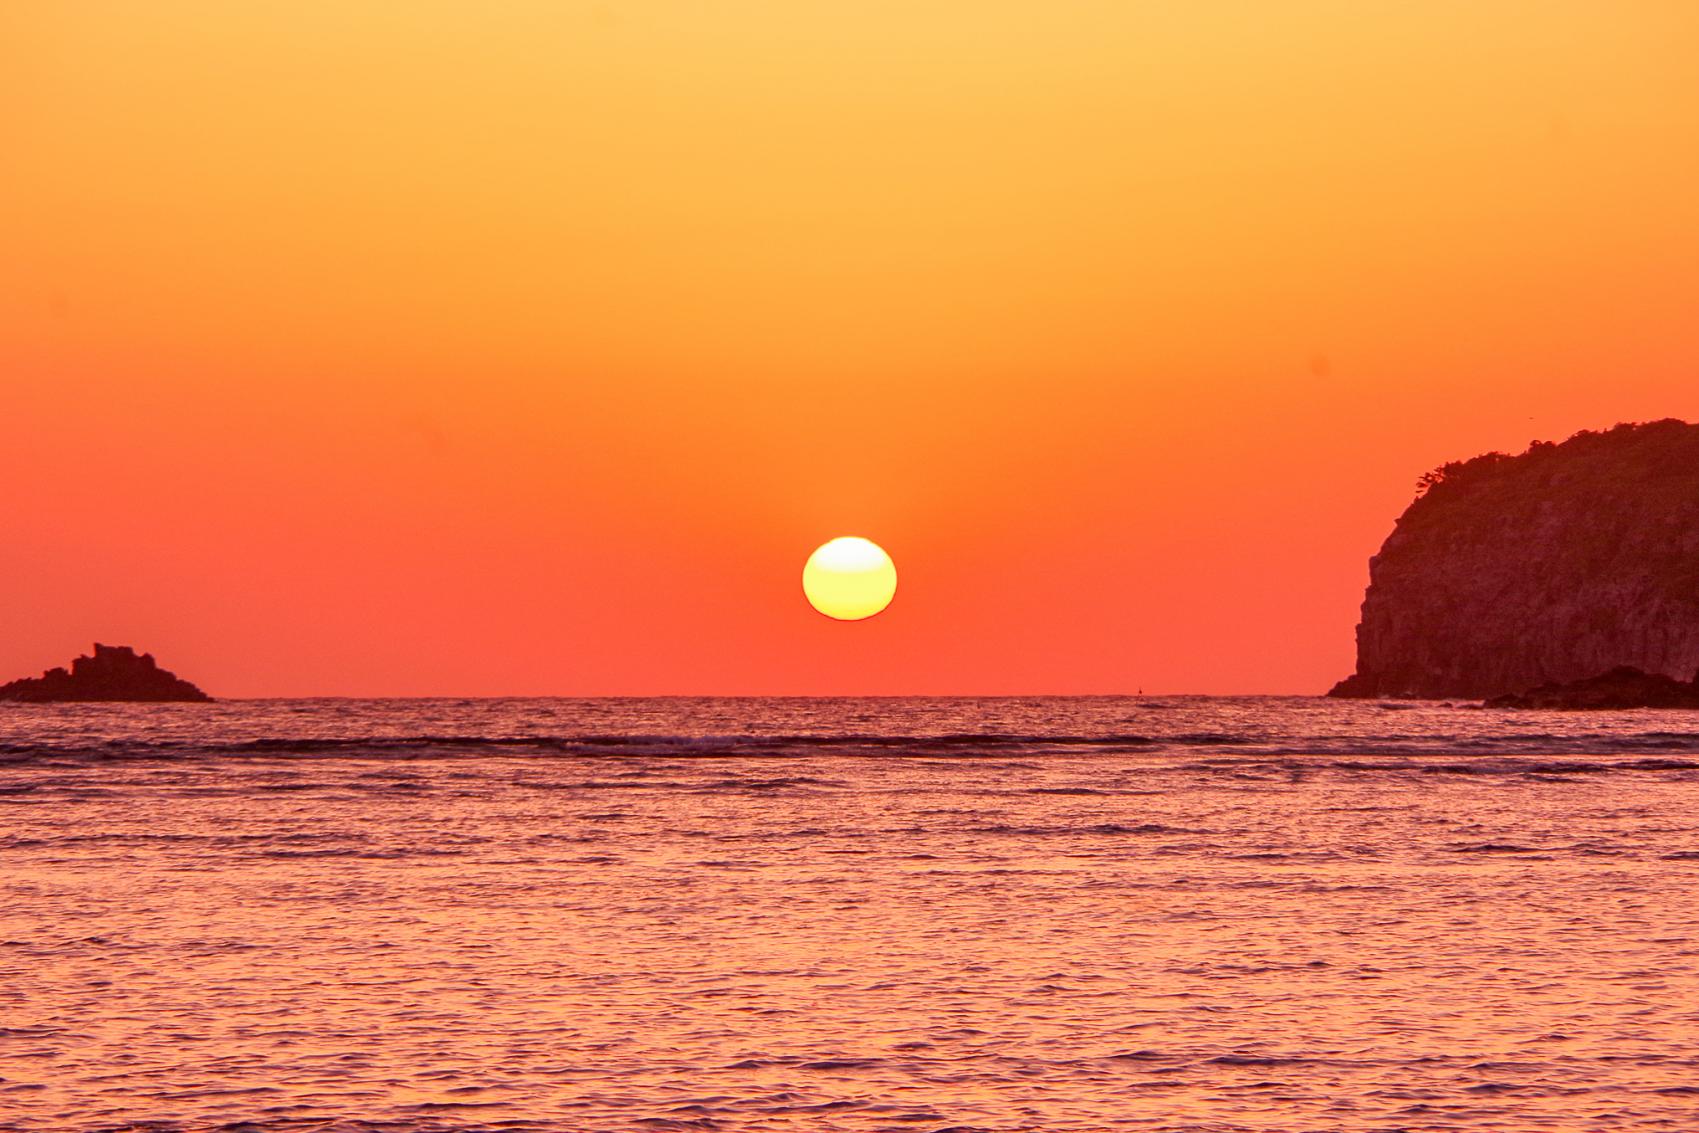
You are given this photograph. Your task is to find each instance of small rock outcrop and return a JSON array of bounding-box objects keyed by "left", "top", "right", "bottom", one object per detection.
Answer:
[
  {"left": 1330, "top": 419, "right": 1699, "bottom": 700},
  {"left": 1485, "top": 666, "right": 1699, "bottom": 710},
  {"left": 0, "top": 644, "right": 212, "bottom": 702}
]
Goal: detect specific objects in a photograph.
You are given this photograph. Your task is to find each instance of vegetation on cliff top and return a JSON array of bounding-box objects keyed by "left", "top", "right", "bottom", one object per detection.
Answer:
[{"left": 1402, "top": 419, "right": 1699, "bottom": 609}]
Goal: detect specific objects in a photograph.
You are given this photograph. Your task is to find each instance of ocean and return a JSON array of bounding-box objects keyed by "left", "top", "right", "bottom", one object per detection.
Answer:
[{"left": 3, "top": 697, "right": 1699, "bottom": 1132}]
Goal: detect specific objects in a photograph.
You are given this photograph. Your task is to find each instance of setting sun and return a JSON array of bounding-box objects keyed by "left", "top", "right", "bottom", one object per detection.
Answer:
[{"left": 802, "top": 537, "right": 897, "bottom": 621}]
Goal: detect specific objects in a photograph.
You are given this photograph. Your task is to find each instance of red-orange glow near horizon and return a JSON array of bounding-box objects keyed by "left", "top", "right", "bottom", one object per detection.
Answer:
[{"left": 4, "top": 3, "right": 1699, "bottom": 694}]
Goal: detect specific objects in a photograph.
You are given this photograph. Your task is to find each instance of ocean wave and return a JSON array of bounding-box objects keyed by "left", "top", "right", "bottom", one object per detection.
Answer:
[
  {"left": 7, "top": 732, "right": 1699, "bottom": 767},
  {"left": 7, "top": 696, "right": 1699, "bottom": 767}
]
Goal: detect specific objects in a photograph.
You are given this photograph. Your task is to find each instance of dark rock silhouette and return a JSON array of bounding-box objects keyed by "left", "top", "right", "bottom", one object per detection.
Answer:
[
  {"left": 1330, "top": 419, "right": 1699, "bottom": 700},
  {"left": 0, "top": 644, "right": 212, "bottom": 702},
  {"left": 1485, "top": 666, "right": 1699, "bottom": 710}
]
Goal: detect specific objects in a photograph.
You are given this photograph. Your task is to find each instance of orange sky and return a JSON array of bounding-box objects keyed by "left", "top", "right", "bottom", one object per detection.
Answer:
[{"left": 4, "top": 2, "right": 1698, "bottom": 695}]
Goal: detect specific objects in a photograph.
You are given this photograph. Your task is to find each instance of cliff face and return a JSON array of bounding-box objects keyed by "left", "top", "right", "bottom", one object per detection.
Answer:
[
  {"left": 1331, "top": 419, "right": 1699, "bottom": 699},
  {"left": 0, "top": 644, "right": 212, "bottom": 702}
]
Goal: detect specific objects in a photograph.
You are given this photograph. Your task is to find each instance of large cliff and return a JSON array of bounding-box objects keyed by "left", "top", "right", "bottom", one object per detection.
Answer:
[{"left": 1330, "top": 419, "right": 1699, "bottom": 699}]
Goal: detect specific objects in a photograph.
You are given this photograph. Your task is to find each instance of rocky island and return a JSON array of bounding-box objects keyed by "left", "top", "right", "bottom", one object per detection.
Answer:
[
  {"left": 1330, "top": 419, "right": 1699, "bottom": 703},
  {"left": 0, "top": 644, "right": 212, "bottom": 702}
]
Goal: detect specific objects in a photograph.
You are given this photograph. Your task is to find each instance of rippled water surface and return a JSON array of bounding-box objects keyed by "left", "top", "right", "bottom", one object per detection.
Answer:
[{"left": 5, "top": 697, "right": 1699, "bottom": 1131}]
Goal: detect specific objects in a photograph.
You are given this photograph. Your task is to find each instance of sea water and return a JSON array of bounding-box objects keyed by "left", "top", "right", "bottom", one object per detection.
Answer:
[{"left": 4, "top": 697, "right": 1699, "bottom": 1131}]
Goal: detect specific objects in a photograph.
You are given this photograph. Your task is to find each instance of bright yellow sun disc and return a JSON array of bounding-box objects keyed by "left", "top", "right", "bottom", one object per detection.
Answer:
[{"left": 803, "top": 537, "right": 897, "bottom": 621}]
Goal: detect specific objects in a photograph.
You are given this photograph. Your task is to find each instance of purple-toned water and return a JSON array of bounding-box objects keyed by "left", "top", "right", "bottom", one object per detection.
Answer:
[{"left": 4, "top": 697, "right": 1699, "bottom": 1131}]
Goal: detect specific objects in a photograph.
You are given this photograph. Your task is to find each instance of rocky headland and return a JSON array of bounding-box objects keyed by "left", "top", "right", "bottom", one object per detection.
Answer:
[
  {"left": 0, "top": 644, "right": 212, "bottom": 702},
  {"left": 1330, "top": 419, "right": 1699, "bottom": 702}
]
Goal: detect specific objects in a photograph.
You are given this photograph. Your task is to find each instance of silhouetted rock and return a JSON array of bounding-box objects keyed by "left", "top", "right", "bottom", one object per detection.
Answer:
[
  {"left": 1330, "top": 419, "right": 1699, "bottom": 699},
  {"left": 0, "top": 644, "right": 211, "bottom": 702},
  {"left": 1485, "top": 666, "right": 1699, "bottom": 710}
]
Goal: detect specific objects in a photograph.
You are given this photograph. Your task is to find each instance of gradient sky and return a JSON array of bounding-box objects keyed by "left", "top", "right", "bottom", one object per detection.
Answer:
[{"left": 5, "top": 2, "right": 1699, "bottom": 695}]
